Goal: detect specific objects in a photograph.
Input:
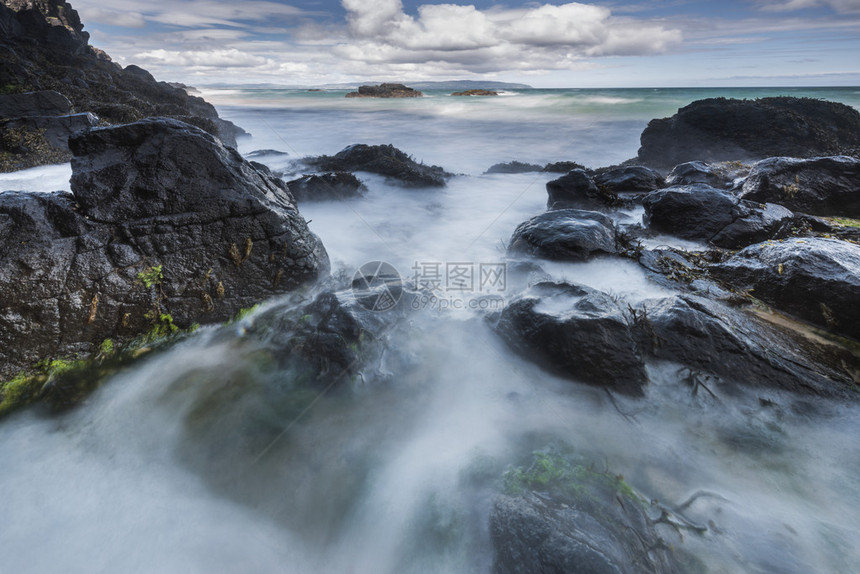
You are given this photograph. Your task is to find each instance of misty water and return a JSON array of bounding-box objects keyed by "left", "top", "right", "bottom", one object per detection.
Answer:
[{"left": 2, "top": 88, "right": 860, "bottom": 573}]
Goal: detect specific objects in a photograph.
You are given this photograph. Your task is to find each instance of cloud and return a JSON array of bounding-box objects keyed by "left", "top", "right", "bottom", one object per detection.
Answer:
[
  {"left": 336, "top": 1, "right": 682, "bottom": 72},
  {"left": 756, "top": 0, "right": 860, "bottom": 13},
  {"left": 136, "top": 48, "right": 270, "bottom": 68}
]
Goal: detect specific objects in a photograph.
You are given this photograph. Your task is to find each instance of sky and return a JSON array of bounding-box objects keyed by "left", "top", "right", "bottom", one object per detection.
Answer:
[{"left": 69, "top": 0, "right": 860, "bottom": 87}]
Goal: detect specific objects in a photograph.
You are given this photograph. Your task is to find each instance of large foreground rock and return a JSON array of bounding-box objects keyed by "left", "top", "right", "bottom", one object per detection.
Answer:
[
  {"left": 642, "top": 184, "right": 793, "bottom": 249},
  {"left": 0, "top": 118, "right": 328, "bottom": 378},
  {"left": 508, "top": 210, "right": 617, "bottom": 260},
  {"left": 638, "top": 97, "right": 860, "bottom": 169},
  {"left": 710, "top": 238, "right": 860, "bottom": 340},
  {"left": 306, "top": 144, "right": 451, "bottom": 187},
  {"left": 492, "top": 449, "right": 684, "bottom": 574},
  {"left": 493, "top": 283, "right": 646, "bottom": 396},
  {"left": 740, "top": 156, "right": 860, "bottom": 217}
]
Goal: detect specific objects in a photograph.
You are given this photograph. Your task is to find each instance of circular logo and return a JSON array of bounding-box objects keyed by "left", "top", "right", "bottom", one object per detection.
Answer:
[{"left": 352, "top": 261, "right": 403, "bottom": 312}]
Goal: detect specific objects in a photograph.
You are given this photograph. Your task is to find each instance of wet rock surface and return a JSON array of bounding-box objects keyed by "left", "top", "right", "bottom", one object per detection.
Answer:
[
  {"left": 593, "top": 165, "right": 664, "bottom": 193},
  {"left": 493, "top": 282, "right": 647, "bottom": 396},
  {"left": 710, "top": 238, "right": 860, "bottom": 340},
  {"left": 305, "top": 143, "right": 451, "bottom": 187},
  {"left": 287, "top": 172, "right": 365, "bottom": 202},
  {"left": 740, "top": 156, "right": 860, "bottom": 217},
  {"left": 638, "top": 97, "right": 860, "bottom": 169},
  {"left": 0, "top": 117, "right": 328, "bottom": 378},
  {"left": 508, "top": 209, "right": 617, "bottom": 260},
  {"left": 642, "top": 184, "right": 794, "bottom": 249},
  {"left": 545, "top": 169, "right": 613, "bottom": 210},
  {"left": 491, "top": 448, "right": 684, "bottom": 574}
]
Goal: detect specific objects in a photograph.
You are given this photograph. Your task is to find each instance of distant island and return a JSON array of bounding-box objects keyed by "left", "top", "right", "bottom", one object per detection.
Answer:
[{"left": 451, "top": 89, "right": 499, "bottom": 97}]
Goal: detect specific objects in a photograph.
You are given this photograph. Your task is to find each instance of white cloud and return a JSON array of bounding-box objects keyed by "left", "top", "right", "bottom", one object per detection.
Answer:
[
  {"left": 757, "top": 0, "right": 860, "bottom": 12},
  {"left": 136, "top": 48, "right": 270, "bottom": 68},
  {"left": 336, "top": 1, "right": 682, "bottom": 72}
]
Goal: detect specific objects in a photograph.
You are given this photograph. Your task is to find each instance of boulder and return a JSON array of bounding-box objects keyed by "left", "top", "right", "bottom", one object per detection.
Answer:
[
  {"left": 345, "top": 83, "right": 423, "bottom": 98},
  {"left": 493, "top": 282, "right": 646, "bottom": 396},
  {"left": 642, "top": 184, "right": 793, "bottom": 249},
  {"left": 485, "top": 161, "right": 544, "bottom": 174},
  {"left": 0, "top": 117, "right": 328, "bottom": 378},
  {"left": 492, "top": 449, "right": 683, "bottom": 574},
  {"left": 305, "top": 143, "right": 451, "bottom": 187},
  {"left": 508, "top": 209, "right": 617, "bottom": 261},
  {"left": 0, "top": 90, "right": 72, "bottom": 117},
  {"left": 593, "top": 165, "right": 664, "bottom": 193},
  {"left": 545, "top": 169, "right": 612, "bottom": 210},
  {"left": 709, "top": 238, "right": 860, "bottom": 340},
  {"left": 633, "top": 294, "right": 857, "bottom": 396},
  {"left": 2, "top": 112, "right": 98, "bottom": 148},
  {"left": 287, "top": 172, "right": 365, "bottom": 201},
  {"left": 665, "top": 161, "right": 740, "bottom": 188},
  {"left": 638, "top": 97, "right": 860, "bottom": 169},
  {"left": 740, "top": 156, "right": 860, "bottom": 217}
]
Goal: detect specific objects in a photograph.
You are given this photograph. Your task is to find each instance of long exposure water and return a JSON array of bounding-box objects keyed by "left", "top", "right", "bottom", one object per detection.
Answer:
[{"left": 1, "top": 87, "right": 859, "bottom": 573}]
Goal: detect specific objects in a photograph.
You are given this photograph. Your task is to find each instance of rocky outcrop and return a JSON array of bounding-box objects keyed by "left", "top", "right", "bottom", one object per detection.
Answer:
[
  {"left": 492, "top": 449, "right": 685, "bottom": 574},
  {"left": 451, "top": 89, "right": 498, "bottom": 96},
  {"left": 0, "top": 118, "right": 328, "bottom": 378},
  {"left": 0, "top": 0, "right": 244, "bottom": 171},
  {"left": 345, "top": 84, "right": 423, "bottom": 98},
  {"left": 485, "top": 161, "right": 544, "bottom": 174},
  {"left": 740, "top": 156, "right": 860, "bottom": 217},
  {"left": 305, "top": 144, "right": 451, "bottom": 187},
  {"left": 287, "top": 172, "right": 365, "bottom": 202},
  {"left": 493, "top": 282, "right": 647, "bottom": 396},
  {"left": 545, "top": 169, "right": 612, "bottom": 210},
  {"left": 508, "top": 209, "right": 617, "bottom": 261},
  {"left": 593, "top": 165, "right": 664, "bottom": 193},
  {"left": 638, "top": 97, "right": 860, "bottom": 170},
  {"left": 642, "top": 184, "right": 794, "bottom": 249},
  {"left": 710, "top": 238, "right": 860, "bottom": 340},
  {"left": 665, "top": 161, "right": 748, "bottom": 188}
]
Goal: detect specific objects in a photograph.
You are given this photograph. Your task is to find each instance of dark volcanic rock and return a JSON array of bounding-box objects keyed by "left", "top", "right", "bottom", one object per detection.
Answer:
[
  {"left": 740, "top": 156, "right": 860, "bottom": 217},
  {"left": 0, "top": 90, "right": 72, "bottom": 117},
  {"left": 485, "top": 161, "right": 544, "bottom": 174},
  {"left": 593, "top": 165, "right": 664, "bottom": 193},
  {"left": 0, "top": 0, "right": 244, "bottom": 170},
  {"left": 710, "top": 238, "right": 860, "bottom": 340},
  {"left": 638, "top": 97, "right": 860, "bottom": 169},
  {"left": 642, "top": 184, "right": 793, "bottom": 249},
  {"left": 3, "top": 112, "right": 98, "bottom": 149},
  {"left": 0, "top": 117, "right": 328, "bottom": 378},
  {"left": 345, "top": 83, "right": 423, "bottom": 98},
  {"left": 543, "top": 161, "right": 587, "bottom": 173},
  {"left": 492, "top": 450, "right": 683, "bottom": 574},
  {"left": 634, "top": 293, "right": 858, "bottom": 396},
  {"left": 508, "top": 209, "right": 617, "bottom": 261},
  {"left": 306, "top": 143, "right": 451, "bottom": 187},
  {"left": 666, "top": 161, "right": 736, "bottom": 188},
  {"left": 545, "top": 169, "right": 613, "bottom": 210},
  {"left": 287, "top": 172, "right": 365, "bottom": 201},
  {"left": 493, "top": 282, "right": 646, "bottom": 396}
]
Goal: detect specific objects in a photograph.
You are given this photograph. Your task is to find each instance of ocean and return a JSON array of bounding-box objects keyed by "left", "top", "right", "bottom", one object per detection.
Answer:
[{"left": 1, "top": 86, "right": 859, "bottom": 573}]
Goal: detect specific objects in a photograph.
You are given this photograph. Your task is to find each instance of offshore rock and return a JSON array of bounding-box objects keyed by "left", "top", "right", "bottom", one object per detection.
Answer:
[
  {"left": 0, "top": 118, "right": 328, "bottom": 378},
  {"left": 306, "top": 143, "right": 451, "bottom": 187},
  {"left": 345, "top": 84, "right": 423, "bottom": 98},
  {"left": 638, "top": 97, "right": 860, "bottom": 170}
]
